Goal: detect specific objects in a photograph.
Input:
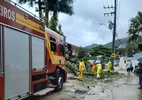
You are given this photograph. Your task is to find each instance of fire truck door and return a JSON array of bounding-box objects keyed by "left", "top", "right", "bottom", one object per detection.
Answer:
[{"left": 4, "top": 27, "right": 30, "bottom": 100}]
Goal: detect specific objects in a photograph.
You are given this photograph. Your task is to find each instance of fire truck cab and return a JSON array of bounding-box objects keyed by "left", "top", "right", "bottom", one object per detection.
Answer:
[{"left": 0, "top": 0, "right": 68, "bottom": 100}]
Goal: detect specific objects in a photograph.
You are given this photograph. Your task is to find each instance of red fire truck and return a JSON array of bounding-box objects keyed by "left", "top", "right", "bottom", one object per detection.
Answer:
[{"left": 0, "top": 0, "right": 69, "bottom": 100}]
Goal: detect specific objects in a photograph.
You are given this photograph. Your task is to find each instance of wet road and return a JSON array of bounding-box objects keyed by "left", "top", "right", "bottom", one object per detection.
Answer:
[
  {"left": 24, "top": 68, "right": 142, "bottom": 100},
  {"left": 84, "top": 71, "right": 142, "bottom": 100}
]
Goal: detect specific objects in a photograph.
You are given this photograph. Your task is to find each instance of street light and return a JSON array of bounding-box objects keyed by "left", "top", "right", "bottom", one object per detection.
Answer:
[
  {"left": 99, "top": 22, "right": 113, "bottom": 30},
  {"left": 99, "top": 23, "right": 108, "bottom": 27}
]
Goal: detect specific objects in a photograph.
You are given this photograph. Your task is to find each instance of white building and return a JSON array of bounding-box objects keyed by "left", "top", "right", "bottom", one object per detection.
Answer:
[{"left": 119, "top": 57, "right": 138, "bottom": 69}]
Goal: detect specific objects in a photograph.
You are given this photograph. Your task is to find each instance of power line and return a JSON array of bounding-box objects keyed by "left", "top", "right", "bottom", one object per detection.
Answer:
[
  {"left": 117, "top": 0, "right": 121, "bottom": 20},
  {"left": 116, "top": 33, "right": 123, "bottom": 47},
  {"left": 102, "top": 0, "right": 113, "bottom": 22}
]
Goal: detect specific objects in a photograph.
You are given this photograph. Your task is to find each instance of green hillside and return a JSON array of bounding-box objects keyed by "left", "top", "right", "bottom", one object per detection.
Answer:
[
  {"left": 105, "top": 37, "right": 128, "bottom": 48},
  {"left": 85, "top": 43, "right": 98, "bottom": 49},
  {"left": 85, "top": 37, "right": 128, "bottom": 49}
]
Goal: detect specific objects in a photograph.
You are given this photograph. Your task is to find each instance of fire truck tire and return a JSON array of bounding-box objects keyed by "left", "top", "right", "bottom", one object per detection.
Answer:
[{"left": 54, "top": 69, "right": 63, "bottom": 92}]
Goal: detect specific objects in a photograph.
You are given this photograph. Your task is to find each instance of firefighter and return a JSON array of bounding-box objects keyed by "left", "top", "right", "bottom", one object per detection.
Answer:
[
  {"left": 92, "top": 61, "right": 96, "bottom": 74},
  {"left": 96, "top": 63, "right": 102, "bottom": 78},
  {"left": 78, "top": 59, "right": 85, "bottom": 81},
  {"left": 107, "top": 59, "right": 112, "bottom": 72}
]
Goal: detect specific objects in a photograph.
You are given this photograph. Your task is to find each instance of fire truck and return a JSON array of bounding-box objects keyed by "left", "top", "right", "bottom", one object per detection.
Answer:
[{"left": 0, "top": 0, "right": 70, "bottom": 100}]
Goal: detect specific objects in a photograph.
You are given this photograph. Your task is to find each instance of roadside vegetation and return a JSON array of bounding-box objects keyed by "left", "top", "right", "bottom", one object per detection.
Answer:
[
  {"left": 66, "top": 65, "right": 122, "bottom": 81},
  {"left": 97, "top": 71, "right": 121, "bottom": 79}
]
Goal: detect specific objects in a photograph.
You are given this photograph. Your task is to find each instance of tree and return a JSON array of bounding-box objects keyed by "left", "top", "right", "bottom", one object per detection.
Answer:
[
  {"left": 127, "top": 11, "right": 142, "bottom": 53},
  {"left": 18, "top": 0, "right": 74, "bottom": 26},
  {"left": 50, "top": 0, "right": 74, "bottom": 21},
  {"left": 18, "top": 0, "right": 74, "bottom": 41},
  {"left": 128, "top": 11, "right": 142, "bottom": 42},
  {"left": 49, "top": 16, "right": 58, "bottom": 32},
  {"left": 78, "top": 47, "right": 88, "bottom": 60},
  {"left": 90, "top": 45, "right": 111, "bottom": 57},
  {"left": 49, "top": 16, "right": 66, "bottom": 40},
  {"left": 18, "top": 0, "right": 43, "bottom": 18},
  {"left": 115, "top": 48, "right": 126, "bottom": 57},
  {"left": 58, "top": 24, "right": 66, "bottom": 40}
]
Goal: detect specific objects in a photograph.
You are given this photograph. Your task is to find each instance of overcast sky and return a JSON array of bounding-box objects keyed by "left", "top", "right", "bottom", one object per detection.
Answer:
[{"left": 13, "top": 0, "right": 142, "bottom": 47}]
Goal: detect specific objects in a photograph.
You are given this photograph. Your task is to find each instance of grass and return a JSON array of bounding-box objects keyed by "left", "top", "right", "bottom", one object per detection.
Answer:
[{"left": 97, "top": 71, "right": 120, "bottom": 79}]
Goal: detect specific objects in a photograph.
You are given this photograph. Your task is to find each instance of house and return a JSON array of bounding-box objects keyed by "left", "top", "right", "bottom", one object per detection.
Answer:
[
  {"left": 71, "top": 44, "right": 79, "bottom": 56},
  {"left": 65, "top": 43, "right": 79, "bottom": 56}
]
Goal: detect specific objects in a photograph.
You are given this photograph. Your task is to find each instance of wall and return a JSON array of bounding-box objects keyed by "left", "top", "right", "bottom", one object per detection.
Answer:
[{"left": 119, "top": 57, "right": 138, "bottom": 69}]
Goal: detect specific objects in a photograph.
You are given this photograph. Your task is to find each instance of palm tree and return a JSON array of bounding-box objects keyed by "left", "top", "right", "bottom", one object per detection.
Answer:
[
  {"left": 128, "top": 11, "right": 142, "bottom": 42},
  {"left": 18, "top": 0, "right": 43, "bottom": 18},
  {"left": 18, "top": 0, "right": 36, "bottom": 7},
  {"left": 49, "top": 0, "right": 74, "bottom": 21},
  {"left": 18, "top": 0, "right": 74, "bottom": 25},
  {"left": 127, "top": 12, "right": 142, "bottom": 53}
]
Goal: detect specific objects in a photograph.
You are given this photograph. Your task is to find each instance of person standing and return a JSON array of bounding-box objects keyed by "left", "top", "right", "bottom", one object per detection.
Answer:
[
  {"left": 107, "top": 60, "right": 112, "bottom": 72},
  {"left": 138, "top": 62, "right": 142, "bottom": 89},
  {"left": 96, "top": 63, "right": 102, "bottom": 78},
  {"left": 125, "top": 60, "right": 132, "bottom": 75},
  {"left": 130, "top": 60, "right": 133, "bottom": 72},
  {"left": 78, "top": 59, "right": 85, "bottom": 81},
  {"left": 91, "top": 61, "right": 96, "bottom": 74}
]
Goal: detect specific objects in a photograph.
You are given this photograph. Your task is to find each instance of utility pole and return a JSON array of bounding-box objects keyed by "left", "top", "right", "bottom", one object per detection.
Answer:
[
  {"left": 103, "top": 0, "right": 117, "bottom": 70},
  {"left": 112, "top": 0, "right": 117, "bottom": 70}
]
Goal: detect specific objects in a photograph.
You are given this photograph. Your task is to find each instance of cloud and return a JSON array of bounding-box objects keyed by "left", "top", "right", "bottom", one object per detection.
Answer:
[
  {"left": 13, "top": 0, "right": 142, "bottom": 47},
  {"left": 58, "top": 0, "right": 142, "bottom": 47}
]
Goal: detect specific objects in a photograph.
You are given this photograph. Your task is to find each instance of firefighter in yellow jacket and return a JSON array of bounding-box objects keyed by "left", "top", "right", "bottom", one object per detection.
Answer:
[
  {"left": 78, "top": 59, "right": 85, "bottom": 81},
  {"left": 96, "top": 63, "right": 102, "bottom": 78},
  {"left": 92, "top": 61, "right": 96, "bottom": 74},
  {"left": 107, "top": 60, "right": 112, "bottom": 72}
]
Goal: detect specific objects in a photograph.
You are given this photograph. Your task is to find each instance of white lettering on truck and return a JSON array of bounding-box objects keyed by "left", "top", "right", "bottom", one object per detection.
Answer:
[{"left": 0, "top": 4, "right": 15, "bottom": 21}]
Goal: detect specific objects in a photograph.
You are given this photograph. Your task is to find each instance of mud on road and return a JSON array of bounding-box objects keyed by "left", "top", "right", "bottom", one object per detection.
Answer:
[{"left": 24, "top": 69, "right": 142, "bottom": 100}]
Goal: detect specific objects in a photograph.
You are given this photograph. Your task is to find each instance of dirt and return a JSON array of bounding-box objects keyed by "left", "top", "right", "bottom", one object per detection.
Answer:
[{"left": 25, "top": 68, "right": 142, "bottom": 100}]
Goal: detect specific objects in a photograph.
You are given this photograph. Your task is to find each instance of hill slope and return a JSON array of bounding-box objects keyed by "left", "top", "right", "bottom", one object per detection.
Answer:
[
  {"left": 105, "top": 37, "right": 128, "bottom": 48},
  {"left": 85, "top": 37, "right": 128, "bottom": 49},
  {"left": 85, "top": 43, "right": 98, "bottom": 49}
]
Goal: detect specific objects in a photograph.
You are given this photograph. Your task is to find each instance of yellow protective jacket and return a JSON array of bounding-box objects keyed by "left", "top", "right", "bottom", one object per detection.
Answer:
[
  {"left": 107, "top": 61, "right": 112, "bottom": 71},
  {"left": 96, "top": 64, "right": 102, "bottom": 74},
  {"left": 79, "top": 61, "right": 85, "bottom": 72}
]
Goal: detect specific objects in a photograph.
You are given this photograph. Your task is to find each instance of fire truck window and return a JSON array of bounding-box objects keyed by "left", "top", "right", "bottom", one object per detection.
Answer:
[
  {"left": 32, "top": 36, "right": 45, "bottom": 71},
  {"left": 50, "top": 37, "right": 56, "bottom": 52},
  {"left": 0, "top": 25, "right": 1, "bottom": 72},
  {"left": 60, "top": 44, "right": 65, "bottom": 56}
]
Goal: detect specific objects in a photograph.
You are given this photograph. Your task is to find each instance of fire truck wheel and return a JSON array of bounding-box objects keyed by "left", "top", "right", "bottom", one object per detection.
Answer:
[{"left": 54, "top": 69, "right": 63, "bottom": 92}]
